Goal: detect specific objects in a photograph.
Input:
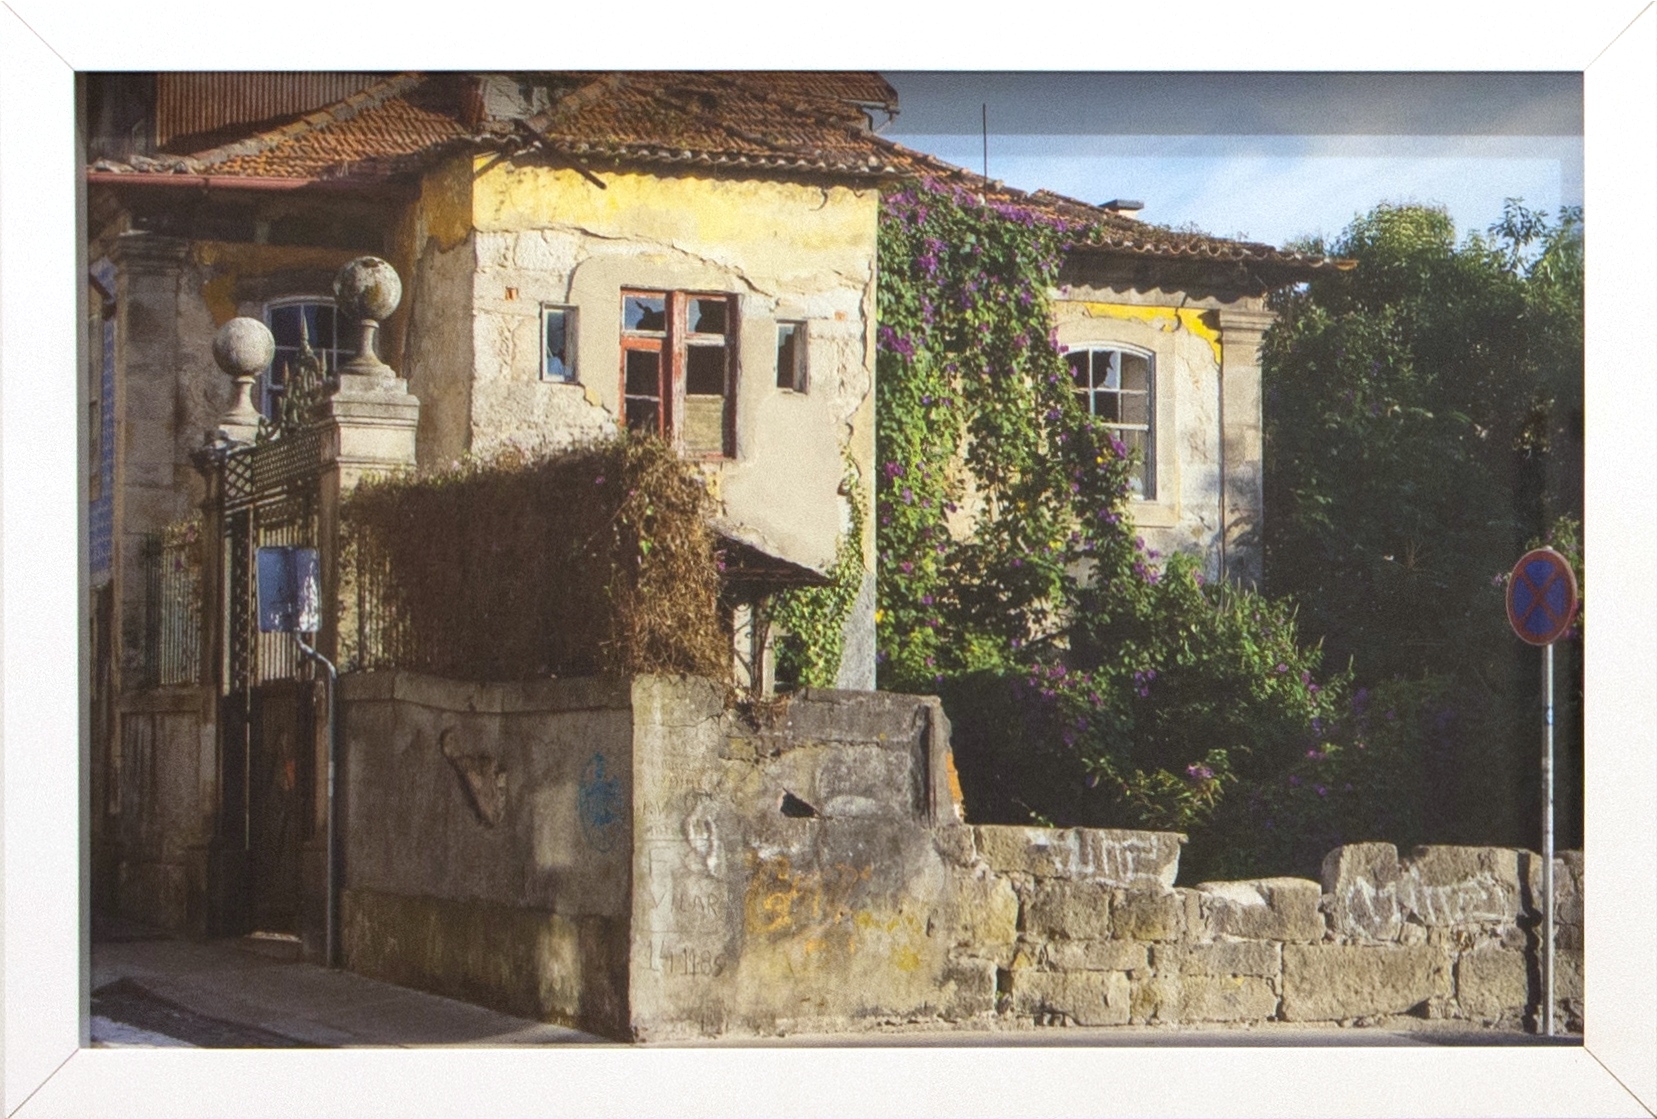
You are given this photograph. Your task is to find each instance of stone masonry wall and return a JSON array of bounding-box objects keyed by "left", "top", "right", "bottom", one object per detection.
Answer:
[
  {"left": 976, "top": 830, "right": 1582, "bottom": 1033},
  {"left": 334, "top": 671, "right": 1581, "bottom": 1040}
]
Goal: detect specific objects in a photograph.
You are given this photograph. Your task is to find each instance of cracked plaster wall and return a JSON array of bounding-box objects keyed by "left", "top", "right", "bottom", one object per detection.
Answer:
[
  {"left": 449, "top": 159, "right": 878, "bottom": 583},
  {"left": 336, "top": 670, "right": 1583, "bottom": 1041}
]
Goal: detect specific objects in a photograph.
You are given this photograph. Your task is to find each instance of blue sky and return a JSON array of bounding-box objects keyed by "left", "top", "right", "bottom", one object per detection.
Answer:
[{"left": 881, "top": 73, "right": 1583, "bottom": 249}]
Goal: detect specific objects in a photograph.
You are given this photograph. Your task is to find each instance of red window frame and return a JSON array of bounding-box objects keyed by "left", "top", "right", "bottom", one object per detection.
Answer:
[{"left": 619, "top": 289, "right": 735, "bottom": 458}]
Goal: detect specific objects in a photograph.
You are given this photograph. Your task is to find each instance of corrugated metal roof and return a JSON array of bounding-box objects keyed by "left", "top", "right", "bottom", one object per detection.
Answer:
[{"left": 154, "top": 72, "right": 389, "bottom": 149}]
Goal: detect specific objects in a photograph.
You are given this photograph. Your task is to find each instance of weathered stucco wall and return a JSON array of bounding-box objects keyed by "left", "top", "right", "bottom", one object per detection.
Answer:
[
  {"left": 335, "top": 671, "right": 1581, "bottom": 1041},
  {"left": 1051, "top": 276, "right": 1273, "bottom": 586},
  {"left": 338, "top": 671, "right": 636, "bottom": 1034},
  {"left": 398, "top": 155, "right": 478, "bottom": 469},
  {"left": 456, "top": 159, "right": 879, "bottom": 590},
  {"left": 628, "top": 678, "right": 979, "bottom": 1039}
]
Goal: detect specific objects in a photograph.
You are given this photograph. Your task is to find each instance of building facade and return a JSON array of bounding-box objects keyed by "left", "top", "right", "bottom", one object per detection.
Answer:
[{"left": 83, "top": 70, "right": 1336, "bottom": 946}]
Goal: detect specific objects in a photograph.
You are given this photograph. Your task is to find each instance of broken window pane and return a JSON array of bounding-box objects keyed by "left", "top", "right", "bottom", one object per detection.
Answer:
[
  {"left": 688, "top": 298, "right": 728, "bottom": 335},
  {"left": 625, "top": 348, "right": 660, "bottom": 396},
  {"left": 625, "top": 397, "right": 660, "bottom": 432},
  {"left": 1068, "top": 345, "right": 1155, "bottom": 498},
  {"left": 623, "top": 294, "right": 666, "bottom": 332},
  {"left": 686, "top": 344, "right": 725, "bottom": 395},
  {"left": 543, "top": 306, "right": 575, "bottom": 381},
  {"left": 776, "top": 321, "right": 806, "bottom": 391}
]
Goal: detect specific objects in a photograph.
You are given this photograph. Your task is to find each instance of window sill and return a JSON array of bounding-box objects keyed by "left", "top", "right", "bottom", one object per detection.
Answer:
[{"left": 1126, "top": 497, "right": 1179, "bottom": 529}]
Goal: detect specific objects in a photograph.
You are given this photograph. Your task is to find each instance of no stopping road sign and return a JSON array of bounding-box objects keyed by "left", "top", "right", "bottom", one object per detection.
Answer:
[{"left": 1506, "top": 547, "right": 1579, "bottom": 646}]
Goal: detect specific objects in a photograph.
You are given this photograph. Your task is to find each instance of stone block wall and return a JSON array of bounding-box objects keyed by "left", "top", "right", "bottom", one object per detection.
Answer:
[
  {"left": 973, "top": 831, "right": 1582, "bottom": 1034},
  {"left": 333, "top": 670, "right": 1581, "bottom": 1040}
]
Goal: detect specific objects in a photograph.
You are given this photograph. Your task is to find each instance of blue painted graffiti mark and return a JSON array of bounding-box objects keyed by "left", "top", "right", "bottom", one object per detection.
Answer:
[{"left": 578, "top": 753, "right": 623, "bottom": 852}]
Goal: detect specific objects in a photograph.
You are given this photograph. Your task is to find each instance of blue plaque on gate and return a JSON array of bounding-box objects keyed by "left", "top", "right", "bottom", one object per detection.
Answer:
[{"left": 256, "top": 546, "right": 322, "bottom": 634}]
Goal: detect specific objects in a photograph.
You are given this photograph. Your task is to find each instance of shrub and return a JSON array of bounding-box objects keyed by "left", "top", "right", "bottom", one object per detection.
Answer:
[{"left": 340, "top": 431, "right": 728, "bottom": 681}]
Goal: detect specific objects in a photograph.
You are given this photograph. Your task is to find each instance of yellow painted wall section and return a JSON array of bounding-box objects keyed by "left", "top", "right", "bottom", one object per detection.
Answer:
[
  {"left": 472, "top": 160, "right": 878, "bottom": 262},
  {"left": 416, "top": 155, "right": 476, "bottom": 255},
  {"left": 1069, "top": 301, "right": 1223, "bottom": 366},
  {"left": 191, "top": 241, "right": 366, "bottom": 325}
]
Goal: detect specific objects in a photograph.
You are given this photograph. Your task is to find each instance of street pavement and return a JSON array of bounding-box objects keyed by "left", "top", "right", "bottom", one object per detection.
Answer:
[
  {"left": 91, "top": 922, "right": 603, "bottom": 1047},
  {"left": 91, "top": 923, "right": 1569, "bottom": 1049}
]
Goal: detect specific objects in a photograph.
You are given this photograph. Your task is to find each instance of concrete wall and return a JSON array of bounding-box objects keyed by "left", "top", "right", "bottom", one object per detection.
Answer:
[
  {"left": 338, "top": 671, "right": 636, "bottom": 1035},
  {"left": 335, "top": 671, "right": 1580, "bottom": 1040},
  {"left": 628, "top": 678, "right": 977, "bottom": 1040}
]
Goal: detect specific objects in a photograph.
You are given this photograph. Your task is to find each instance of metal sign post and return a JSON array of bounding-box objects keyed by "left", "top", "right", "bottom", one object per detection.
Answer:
[
  {"left": 256, "top": 546, "right": 340, "bottom": 968},
  {"left": 1505, "top": 546, "right": 1579, "bottom": 1037}
]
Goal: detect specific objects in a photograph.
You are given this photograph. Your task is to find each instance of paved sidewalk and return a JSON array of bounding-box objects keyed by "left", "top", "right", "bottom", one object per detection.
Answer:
[
  {"left": 92, "top": 924, "right": 1570, "bottom": 1049},
  {"left": 91, "top": 927, "right": 604, "bottom": 1048}
]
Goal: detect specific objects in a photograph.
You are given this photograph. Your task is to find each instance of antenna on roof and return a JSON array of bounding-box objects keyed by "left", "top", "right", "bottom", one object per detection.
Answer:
[{"left": 981, "top": 103, "right": 988, "bottom": 180}]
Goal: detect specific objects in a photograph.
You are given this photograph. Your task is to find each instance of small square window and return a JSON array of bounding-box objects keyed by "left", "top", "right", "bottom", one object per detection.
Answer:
[
  {"left": 543, "top": 305, "right": 577, "bottom": 381},
  {"left": 776, "top": 321, "right": 807, "bottom": 392}
]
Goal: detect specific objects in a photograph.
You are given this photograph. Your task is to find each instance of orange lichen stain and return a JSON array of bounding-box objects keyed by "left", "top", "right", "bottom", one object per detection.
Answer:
[
  {"left": 201, "top": 272, "right": 239, "bottom": 326},
  {"left": 944, "top": 751, "right": 966, "bottom": 814},
  {"left": 744, "top": 857, "right": 801, "bottom": 935},
  {"left": 744, "top": 858, "right": 873, "bottom": 948}
]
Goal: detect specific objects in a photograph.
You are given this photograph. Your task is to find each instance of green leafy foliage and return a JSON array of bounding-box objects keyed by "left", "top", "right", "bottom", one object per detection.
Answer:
[
  {"left": 1263, "top": 201, "right": 1583, "bottom": 681},
  {"left": 876, "top": 182, "right": 1350, "bottom": 855},
  {"left": 1262, "top": 200, "right": 1584, "bottom": 852},
  {"left": 770, "top": 469, "right": 867, "bottom": 688}
]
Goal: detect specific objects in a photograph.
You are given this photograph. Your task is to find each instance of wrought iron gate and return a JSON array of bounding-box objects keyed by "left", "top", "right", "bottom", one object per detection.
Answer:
[{"left": 215, "top": 376, "right": 326, "bottom": 935}]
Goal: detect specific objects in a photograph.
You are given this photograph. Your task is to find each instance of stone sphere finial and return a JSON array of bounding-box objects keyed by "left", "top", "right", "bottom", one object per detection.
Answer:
[
  {"left": 334, "top": 257, "right": 402, "bottom": 322},
  {"left": 213, "top": 317, "right": 275, "bottom": 378}
]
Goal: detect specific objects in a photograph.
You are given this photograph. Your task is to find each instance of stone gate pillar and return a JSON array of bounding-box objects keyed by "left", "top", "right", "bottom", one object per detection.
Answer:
[
  {"left": 315, "top": 257, "right": 420, "bottom": 666},
  {"left": 1216, "top": 306, "right": 1275, "bottom": 587}
]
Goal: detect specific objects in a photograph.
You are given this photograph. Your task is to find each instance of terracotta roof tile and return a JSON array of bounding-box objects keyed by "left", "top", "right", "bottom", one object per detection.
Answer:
[
  {"left": 87, "top": 70, "right": 1342, "bottom": 276},
  {"left": 866, "top": 137, "right": 1348, "bottom": 277}
]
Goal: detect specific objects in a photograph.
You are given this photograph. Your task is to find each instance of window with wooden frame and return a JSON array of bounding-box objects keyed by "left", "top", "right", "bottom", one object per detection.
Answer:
[
  {"left": 620, "top": 289, "right": 735, "bottom": 457},
  {"left": 1067, "top": 345, "right": 1155, "bottom": 499}
]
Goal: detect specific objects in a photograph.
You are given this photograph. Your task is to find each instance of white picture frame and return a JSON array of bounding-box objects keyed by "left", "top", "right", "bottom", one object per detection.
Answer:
[{"left": 3, "top": 3, "right": 1652, "bottom": 1115}]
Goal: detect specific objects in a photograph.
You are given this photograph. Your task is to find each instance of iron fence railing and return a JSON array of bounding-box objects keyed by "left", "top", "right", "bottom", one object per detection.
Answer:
[{"left": 137, "top": 523, "right": 202, "bottom": 688}]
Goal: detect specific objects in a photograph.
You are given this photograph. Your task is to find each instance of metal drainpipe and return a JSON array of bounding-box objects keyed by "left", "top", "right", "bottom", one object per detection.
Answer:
[
  {"left": 1217, "top": 348, "right": 1228, "bottom": 584},
  {"left": 296, "top": 634, "right": 340, "bottom": 968}
]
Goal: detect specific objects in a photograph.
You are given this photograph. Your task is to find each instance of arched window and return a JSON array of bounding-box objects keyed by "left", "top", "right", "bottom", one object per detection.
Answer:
[
  {"left": 1066, "top": 345, "right": 1155, "bottom": 498},
  {"left": 263, "top": 299, "right": 343, "bottom": 417}
]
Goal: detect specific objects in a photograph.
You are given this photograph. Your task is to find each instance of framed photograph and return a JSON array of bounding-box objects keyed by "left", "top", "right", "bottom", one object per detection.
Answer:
[{"left": 3, "top": 4, "right": 1653, "bottom": 1116}]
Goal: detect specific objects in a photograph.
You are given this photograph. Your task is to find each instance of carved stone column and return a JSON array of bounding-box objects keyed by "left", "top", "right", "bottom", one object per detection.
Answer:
[{"left": 1216, "top": 306, "right": 1276, "bottom": 587}]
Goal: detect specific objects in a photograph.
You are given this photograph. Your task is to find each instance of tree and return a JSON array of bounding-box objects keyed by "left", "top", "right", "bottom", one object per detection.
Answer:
[{"left": 1259, "top": 201, "right": 1584, "bottom": 850}]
